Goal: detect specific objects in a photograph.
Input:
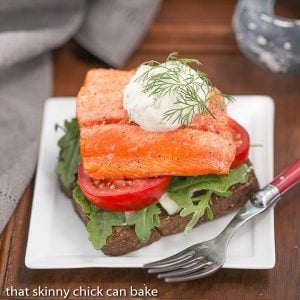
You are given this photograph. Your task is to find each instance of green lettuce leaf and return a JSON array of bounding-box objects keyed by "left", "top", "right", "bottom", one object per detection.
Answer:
[
  {"left": 87, "top": 209, "right": 126, "bottom": 250},
  {"left": 127, "top": 204, "right": 161, "bottom": 243},
  {"left": 180, "top": 191, "right": 213, "bottom": 234},
  {"left": 73, "top": 185, "right": 126, "bottom": 249},
  {"left": 55, "top": 118, "right": 80, "bottom": 189},
  {"left": 168, "top": 164, "right": 250, "bottom": 195},
  {"left": 73, "top": 185, "right": 92, "bottom": 214},
  {"left": 168, "top": 164, "right": 250, "bottom": 233}
]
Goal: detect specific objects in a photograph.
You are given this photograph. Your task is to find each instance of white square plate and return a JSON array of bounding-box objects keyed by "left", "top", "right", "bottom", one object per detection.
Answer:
[{"left": 25, "top": 96, "right": 275, "bottom": 269}]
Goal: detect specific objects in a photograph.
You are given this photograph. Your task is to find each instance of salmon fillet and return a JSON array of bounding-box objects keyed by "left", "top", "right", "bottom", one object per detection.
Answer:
[
  {"left": 77, "top": 69, "right": 134, "bottom": 127},
  {"left": 80, "top": 124, "right": 235, "bottom": 179},
  {"left": 190, "top": 88, "right": 232, "bottom": 139},
  {"left": 77, "top": 68, "right": 235, "bottom": 179}
]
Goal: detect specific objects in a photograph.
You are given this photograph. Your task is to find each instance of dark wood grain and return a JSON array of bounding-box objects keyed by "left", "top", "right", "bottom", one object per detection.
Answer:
[{"left": 1, "top": 0, "right": 299, "bottom": 299}]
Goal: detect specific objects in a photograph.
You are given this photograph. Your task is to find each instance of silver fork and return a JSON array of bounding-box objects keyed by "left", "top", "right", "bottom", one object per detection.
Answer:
[{"left": 144, "top": 160, "right": 300, "bottom": 282}]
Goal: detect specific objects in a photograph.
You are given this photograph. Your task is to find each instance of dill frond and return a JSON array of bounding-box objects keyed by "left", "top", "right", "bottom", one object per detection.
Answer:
[{"left": 136, "top": 52, "right": 234, "bottom": 125}]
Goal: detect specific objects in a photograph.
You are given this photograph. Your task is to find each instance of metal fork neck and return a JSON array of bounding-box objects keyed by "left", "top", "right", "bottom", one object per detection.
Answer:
[
  {"left": 217, "top": 184, "right": 280, "bottom": 246},
  {"left": 251, "top": 184, "right": 280, "bottom": 208}
]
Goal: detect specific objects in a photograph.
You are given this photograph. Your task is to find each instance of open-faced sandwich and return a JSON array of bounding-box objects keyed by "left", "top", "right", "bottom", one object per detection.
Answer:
[{"left": 56, "top": 53, "right": 259, "bottom": 256}]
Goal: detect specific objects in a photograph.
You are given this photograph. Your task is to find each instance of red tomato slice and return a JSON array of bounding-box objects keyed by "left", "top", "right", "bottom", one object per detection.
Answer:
[
  {"left": 228, "top": 118, "right": 250, "bottom": 168},
  {"left": 77, "top": 163, "right": 171, "bottom": 212}
]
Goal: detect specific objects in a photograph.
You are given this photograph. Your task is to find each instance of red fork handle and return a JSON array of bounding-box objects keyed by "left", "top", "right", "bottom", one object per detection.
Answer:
[{"left": 271, "top": 159, "right": 300, "bottom": 193}]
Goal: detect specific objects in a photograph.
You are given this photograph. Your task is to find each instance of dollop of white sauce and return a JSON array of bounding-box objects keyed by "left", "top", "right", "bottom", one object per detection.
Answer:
[{"left": 123, "top": 62, "right": 209, "bottom": 132}]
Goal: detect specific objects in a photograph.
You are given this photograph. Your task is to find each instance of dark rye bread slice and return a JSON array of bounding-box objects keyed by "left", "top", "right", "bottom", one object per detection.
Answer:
[{"left": 60, "top": 165, "right": 259, "bottom": 256}]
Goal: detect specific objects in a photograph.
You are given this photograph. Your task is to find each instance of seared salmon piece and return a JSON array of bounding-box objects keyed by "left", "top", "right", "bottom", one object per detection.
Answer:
[
  {"left": 77, "top": 69, "right": 134, "bottom": 127},
  {"left": 190, "top": 88, "right": 232, "bottom": 139},
  {"left": 80, "top": 124, "right": 236, "bottom": 179}
]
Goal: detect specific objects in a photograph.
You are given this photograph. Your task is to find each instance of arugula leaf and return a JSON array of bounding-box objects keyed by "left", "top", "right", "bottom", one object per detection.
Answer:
[
  {"left": 168, "top": 174, "right": 220, "bottom": 192},
  {"left": 168, "top": 164, "right": 250, "bottom": 233},
  {"left": 73, "top": 185, "right": 92, "bottom": 214},
  {"left": 180, "top": 191, "right": 212, "bottom": 234},
  {"left": 55, "top": 118, "right": 80, "bottom": 189},
  {"left": 73, "top": 185, "right": 126, "bottom": 249},
  {"left": 87, "top": 208, "right": 126, "bottom": 249},
  {"left": 127, "top": 204, "right": 161, "bottom": 243},
  {"left": 168, "top": 164, "right": 250, "bottom": 195}
]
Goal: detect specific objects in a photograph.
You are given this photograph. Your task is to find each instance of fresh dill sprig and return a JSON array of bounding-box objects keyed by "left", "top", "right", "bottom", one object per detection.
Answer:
[{"left": 136, "top": 52, "right": 234, "bottom": 125}]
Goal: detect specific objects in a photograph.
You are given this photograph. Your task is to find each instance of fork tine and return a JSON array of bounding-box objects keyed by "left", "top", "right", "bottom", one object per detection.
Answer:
[
  {"left": 157, "top": 260, "right": 212, "bottom": 279},
  {"left": 144, "top": 248, "right": 192, "bottom": 268},
  {"left": 164, "top": 264, "right": 221, "bottom": 283},
  {"left": 148, "top": 255, "right": 198, "bottom": 274}
]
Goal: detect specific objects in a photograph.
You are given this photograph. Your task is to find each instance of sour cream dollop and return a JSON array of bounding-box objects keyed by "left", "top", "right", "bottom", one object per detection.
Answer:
[{"left": 123, "top": 62, "right": 210, "bottom": 132}]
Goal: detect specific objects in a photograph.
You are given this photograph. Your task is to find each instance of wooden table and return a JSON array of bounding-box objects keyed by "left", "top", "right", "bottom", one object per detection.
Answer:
[{"left": 1, "top": 0, "right": 299, "bottom": 299}]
